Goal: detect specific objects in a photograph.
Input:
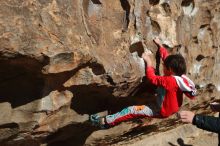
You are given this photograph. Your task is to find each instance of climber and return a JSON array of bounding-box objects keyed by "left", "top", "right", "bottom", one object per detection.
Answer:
[
  {"left": 90, "top": 37, "right": 197, "bottom": 129},
  {"left": 179, "top": 101, "right": 220, "bottom": 146}
]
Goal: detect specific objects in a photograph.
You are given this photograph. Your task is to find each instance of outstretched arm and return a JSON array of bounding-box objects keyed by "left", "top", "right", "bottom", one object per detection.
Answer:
[
  {"left": 142, "top": 52, "right": 153, "bottom": 67},
  {"left": 142, "top": 52, "right": 172, "bottom": 88},
  {"left": 180, "top": 111, "right": 220, "bottom": 133},
  {"left": 154, "top": 38, "right": 169, "bottom": 61},
  {"left": 193, "top": 114, "right": 220, "bottom": 133}
]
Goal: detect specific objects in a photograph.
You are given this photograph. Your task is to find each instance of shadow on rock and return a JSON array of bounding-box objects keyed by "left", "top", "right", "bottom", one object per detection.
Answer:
[
  {"left": 0, "top": 56, "right": 46, "bottom": 108},
  {"left": 91, "top": 123, "right": 158, "bottom": 145},
  {"left": 168, "top": 138, "right": 193, "bottom": 146},
  {"left": 110, "top": 124, "right": 158, "bottom": 144},
  {"left": 69, "top": 82, "right": 157, "bottom": 115},
  {"left": 45, "top": 121, "right": 98, "bottom": 146}
]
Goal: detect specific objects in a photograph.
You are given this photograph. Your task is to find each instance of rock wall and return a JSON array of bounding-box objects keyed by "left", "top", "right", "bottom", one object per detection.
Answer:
[{"left": 0, "top": 0, "right": 220, "bottom": 145}]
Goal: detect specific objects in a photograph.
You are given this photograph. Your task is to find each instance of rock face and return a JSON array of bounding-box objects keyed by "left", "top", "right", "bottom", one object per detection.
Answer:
[{"left": 0, "top": 0, "right": 220, "bottom": 145}]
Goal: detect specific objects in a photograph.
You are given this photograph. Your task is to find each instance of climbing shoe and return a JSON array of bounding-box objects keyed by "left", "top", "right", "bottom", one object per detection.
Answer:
[
  {"left": 90, "top": 114, "right": 101, "bottom": 126},
  {"left": 90, "top": 114, "right": 109, "bottom": 129}
]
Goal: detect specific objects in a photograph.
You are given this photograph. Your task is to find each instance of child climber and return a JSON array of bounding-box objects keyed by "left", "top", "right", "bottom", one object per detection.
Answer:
[{"left": 90, "top": 38, "right": 196, "bottom": 128}]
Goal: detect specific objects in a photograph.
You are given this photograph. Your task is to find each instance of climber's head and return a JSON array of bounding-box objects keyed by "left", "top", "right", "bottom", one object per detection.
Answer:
[{"left": 163, "top": 54, "right": 186, "bottom": 76}]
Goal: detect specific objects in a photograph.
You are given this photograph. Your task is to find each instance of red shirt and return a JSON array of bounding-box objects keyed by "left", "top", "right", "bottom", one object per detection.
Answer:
[{"left": 146, "top": 47, "right": 195, "bottom": 117}]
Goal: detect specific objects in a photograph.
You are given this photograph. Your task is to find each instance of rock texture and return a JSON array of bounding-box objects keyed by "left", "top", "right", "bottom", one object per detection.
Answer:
[{"left": 0, "top": 0, "right": 220, "bottom": 145}]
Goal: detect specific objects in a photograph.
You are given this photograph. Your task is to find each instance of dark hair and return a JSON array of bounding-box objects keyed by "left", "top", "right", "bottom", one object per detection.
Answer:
[{"left": 164, "top": 54, "right": 186, "bottom": 76}]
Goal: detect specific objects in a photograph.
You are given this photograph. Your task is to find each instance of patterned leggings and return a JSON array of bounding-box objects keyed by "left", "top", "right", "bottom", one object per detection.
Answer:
[{"left": 105, "top": 105, "right": 160, "bottom": 126}]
